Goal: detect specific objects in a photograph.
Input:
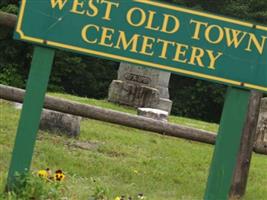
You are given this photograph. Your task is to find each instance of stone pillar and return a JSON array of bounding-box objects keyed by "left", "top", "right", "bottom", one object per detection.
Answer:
[
  {"left": 108, "top": 62, "right": 172, "bottom": 113},
  {"left": 256, "top": 98, "right": 267, "bottom": 144}
]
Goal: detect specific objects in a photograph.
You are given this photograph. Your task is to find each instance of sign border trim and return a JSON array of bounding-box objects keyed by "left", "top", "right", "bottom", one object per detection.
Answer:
[{"left": 16, "top": 0, "right": 267, "bottom": 92}]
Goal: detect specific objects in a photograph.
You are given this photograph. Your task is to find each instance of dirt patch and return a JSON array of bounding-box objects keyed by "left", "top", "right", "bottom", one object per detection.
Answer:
[{"left": 67, "top": 141, "right": 100, "bottom": 151}]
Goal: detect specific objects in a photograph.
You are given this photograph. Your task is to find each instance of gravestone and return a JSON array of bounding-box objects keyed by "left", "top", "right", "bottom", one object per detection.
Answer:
[
  {"left": 256, "top": 98, "right": 267, "bottom": 144},
  {"left": 13, "top": 103, "right": 81, "bottom": 137},
  {"left": 39, "top": 109, "right": 81, "bottom": 137},
  {"left": 108, "top": 62, "right": 172, "bottom": 113},
  {"left": 13, "top": 102, "right": 22, "bottom": 109},
  {"left": 137, "top": 108, "right": 168, "bottom": 122}
]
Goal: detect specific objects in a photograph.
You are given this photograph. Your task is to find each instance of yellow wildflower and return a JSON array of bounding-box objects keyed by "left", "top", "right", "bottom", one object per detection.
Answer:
[
  {"left": 54, "top": 169, "right": 65, "bottom": 181},
  {"left": 37, "top": 169, "right": 48, "bottom": 179}
]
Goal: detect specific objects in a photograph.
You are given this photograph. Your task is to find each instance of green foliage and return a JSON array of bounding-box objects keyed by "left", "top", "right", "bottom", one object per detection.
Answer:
[
  {"left": 51, "top": 51, "right": 118, "bottom": 97},
  {"left": 0, "top": 32, "right": 32, "bottom": 89},
  {"left": 0, "top": 3, "right": 18, "bottom": 14},
  {"left": 0, "top": 63, "right": 24, "bottom": 87},
  {"left": 1, "top": 172, "right": 64, "bottom": 200},
  {"left": 89, "top": 178, "right": 110, "bottom": 200},
  {"left": 170, "top": 75, "right": 226, "bottom": 122}
]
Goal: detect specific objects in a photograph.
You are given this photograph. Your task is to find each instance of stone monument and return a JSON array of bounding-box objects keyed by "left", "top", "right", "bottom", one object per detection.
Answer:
[
  {"left": 13, "top": 103, "right": 81, "bottom": 137},
  {"left": 39, "top": 109, "right": 81, "bottom": 137},
  {"left": 108, "top": 62, "right": 172, "bottom": 113},
  {"left": 137, "top": 108, "right": 168, "bottom": 122},
  {"left": 256, "top": 98, "right": 267, "bottom": 144}
]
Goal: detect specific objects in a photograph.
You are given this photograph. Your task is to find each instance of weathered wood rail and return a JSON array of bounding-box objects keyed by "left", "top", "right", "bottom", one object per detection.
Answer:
[{"left": 0, "top": 84, "right": 266, "bottom": 155}]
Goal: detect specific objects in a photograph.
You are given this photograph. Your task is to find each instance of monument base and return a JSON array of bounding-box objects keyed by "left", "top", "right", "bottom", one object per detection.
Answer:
[
  {"left": 137, "top": 108, "right": 168, "bottom": 121},
  {"left": 108, "top": 80, "right": 172, "bottom": 113}
]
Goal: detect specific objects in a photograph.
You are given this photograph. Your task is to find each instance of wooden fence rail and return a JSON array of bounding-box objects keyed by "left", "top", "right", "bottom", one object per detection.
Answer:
[{"left": 1, "top": 84, "right": 266, "bottom": 155}]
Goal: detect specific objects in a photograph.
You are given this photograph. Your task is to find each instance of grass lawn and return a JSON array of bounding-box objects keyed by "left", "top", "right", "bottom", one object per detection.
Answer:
[{"left": 0, "top": 94, "right": 266, "bottom": 199}]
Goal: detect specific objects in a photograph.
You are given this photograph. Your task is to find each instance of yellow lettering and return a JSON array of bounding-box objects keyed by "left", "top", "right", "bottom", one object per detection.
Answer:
[
  {"left": 206, "top": 50, "right": 223, "bottom": 70},
  {"left": 245, "top": 34, "right": 267, "bottom": 55},
  {"left": 114, "top": 31, "right": 140, "bottom": 53},
  {"left": 224, "top": 28, "right": 247, "bottom": 48},
  {"left": 190, "top": 19, "right": 208, "bottom": 40},
  {"left": 50, "top": 0, "right": 68, "bottom": 10},
  {"left": 86, "top": 0, "right": 99, "bottom": 17},
  {"left": 70, "top": 0, "right": 85, "bottom": 15},
  {"left": 81, "top": 24, "right": 99, "bottom": 44},
  {"left": 157, "top": 39, "right": 175, "bottom": 59},
  {"left": 161, "top": 14, "right": 180, "bottom": 34},
  {"left": 127, "top": 7, "right": 146, "bottom": 27},
  {"left": 140, "top": 36, "right": 155, "bottom": 56},
  {"left": 99, "top": 27, "right": 115, "bottom": 47},
  {"left": 101, "top": 0, "right": 119, "bottom": 21},
  {"left": 145, "top": 11, "right": 160, "bottom": 31},
  {"left": 173, "top": 43, "right": 188, "bottom": 63},
  {"left": 205, "top": 25, "right": 224, "bottom": 44},
  {"left": 189, "top": 47, "right": 205, "bottom": 67}
]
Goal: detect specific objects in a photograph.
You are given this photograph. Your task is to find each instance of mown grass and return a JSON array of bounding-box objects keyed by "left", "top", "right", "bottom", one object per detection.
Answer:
[{"left": 0, "top": 96, "right": 266, "bottom": 199}]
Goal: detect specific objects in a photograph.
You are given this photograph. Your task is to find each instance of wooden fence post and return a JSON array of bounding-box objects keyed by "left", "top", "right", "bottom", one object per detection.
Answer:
[{"left": 229, "top": 91, "right": 262, "bottom": 199}]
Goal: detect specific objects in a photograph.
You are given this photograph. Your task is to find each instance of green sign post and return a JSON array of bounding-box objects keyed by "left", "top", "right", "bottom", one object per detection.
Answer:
[
  {"left": 7, "top": 46, "right": 55, "bottom": 187},
  {"left": 204, "top": 87, "right": 251, "bottom": 199},
  {"left": 7, "top": 0, "right": 267, "bottom": 199}
]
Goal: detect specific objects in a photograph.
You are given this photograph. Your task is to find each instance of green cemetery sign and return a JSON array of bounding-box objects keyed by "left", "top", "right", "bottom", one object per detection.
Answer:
[{"left": 16, "top": 0, "right": 267, "bottom": 92}]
